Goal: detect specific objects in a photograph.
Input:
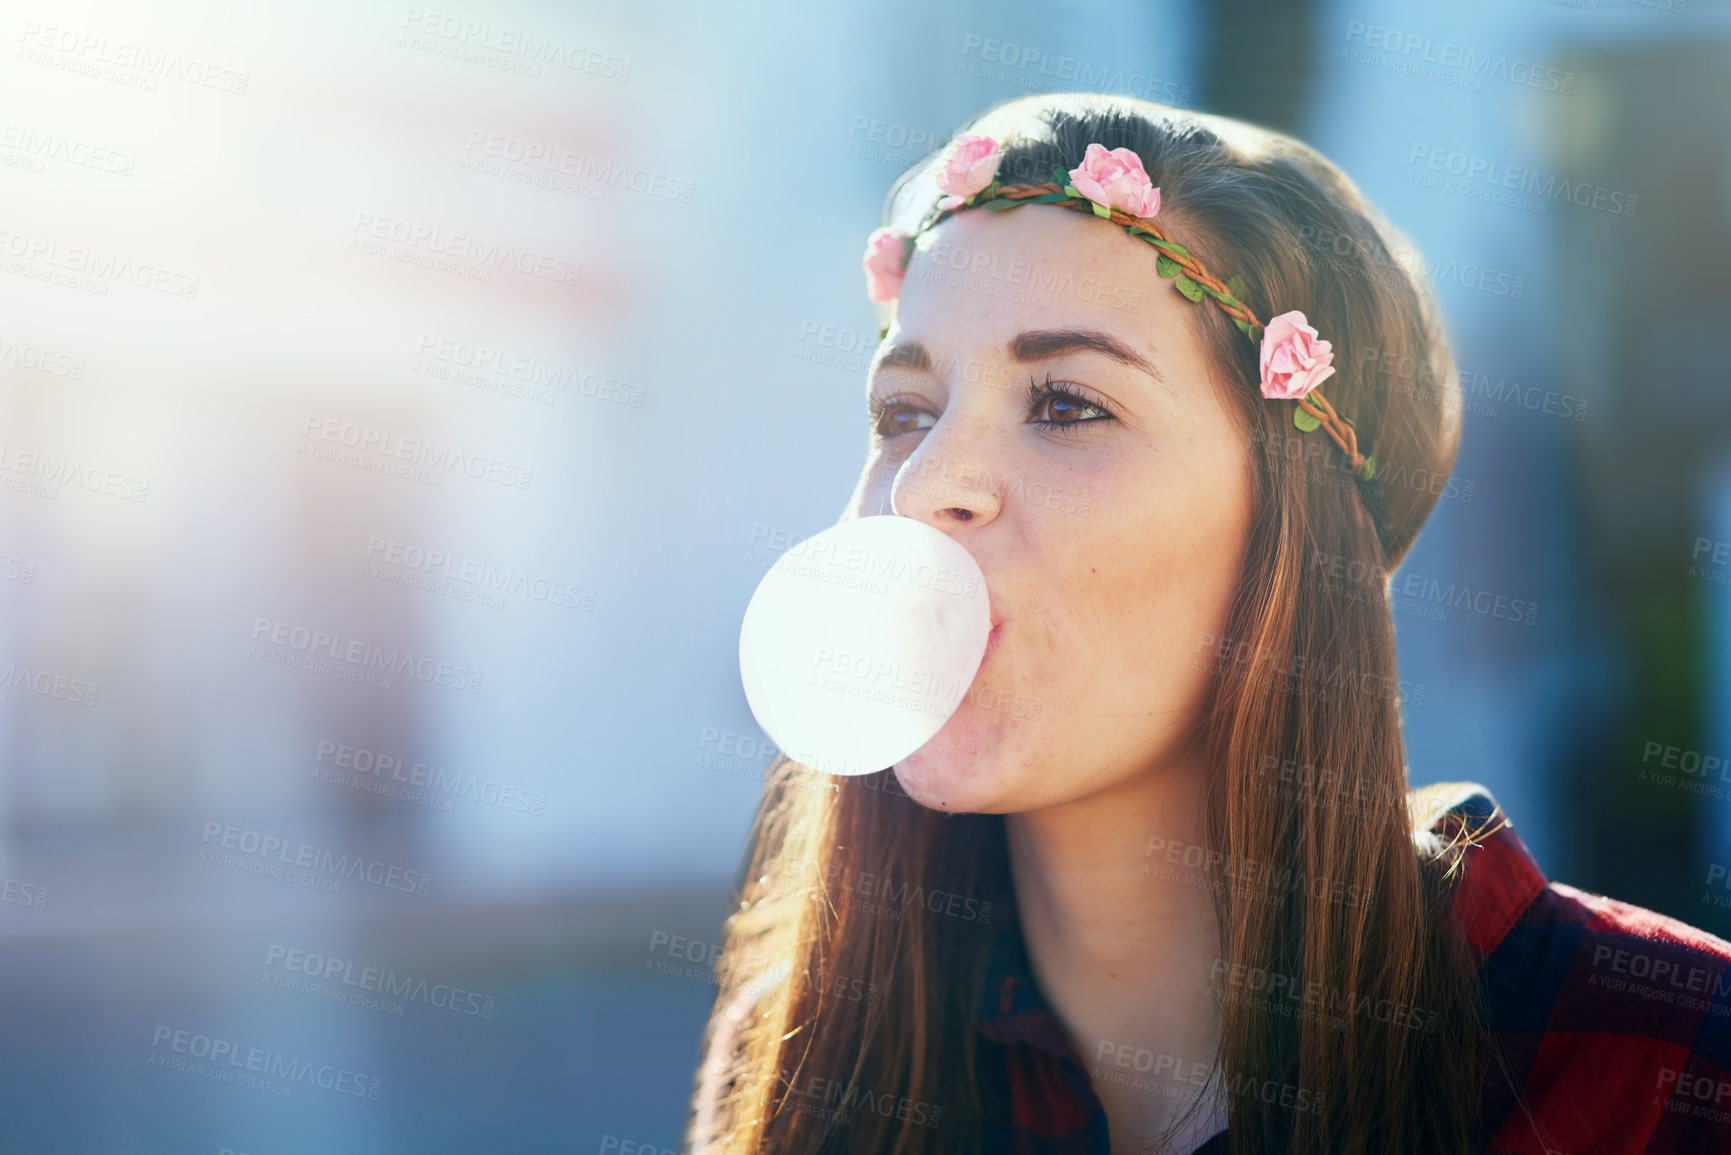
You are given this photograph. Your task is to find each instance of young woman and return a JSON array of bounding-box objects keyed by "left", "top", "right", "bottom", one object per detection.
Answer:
[{"left": 684, "top": 93, "right": 1731, "bottom": 1155}]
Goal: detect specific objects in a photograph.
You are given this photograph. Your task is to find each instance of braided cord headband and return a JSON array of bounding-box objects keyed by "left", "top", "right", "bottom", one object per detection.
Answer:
[{"left": 862, "top": 134, "right": 1381, "bottom": 490}]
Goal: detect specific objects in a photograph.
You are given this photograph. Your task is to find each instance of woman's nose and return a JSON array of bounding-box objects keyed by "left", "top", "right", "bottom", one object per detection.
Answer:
[{"left": 889, "top": 410, "right": 1004, "bottom": 529}]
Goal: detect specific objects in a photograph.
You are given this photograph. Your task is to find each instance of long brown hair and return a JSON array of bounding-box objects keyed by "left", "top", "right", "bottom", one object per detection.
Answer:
[{"left": 686, "top": 94, "right": 1505, "bottom": 1155}]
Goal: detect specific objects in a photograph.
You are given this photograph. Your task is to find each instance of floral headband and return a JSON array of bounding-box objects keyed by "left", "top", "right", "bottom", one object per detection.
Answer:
[{"left": 862, "top": 134, "right": 1391, "bottom": 533}]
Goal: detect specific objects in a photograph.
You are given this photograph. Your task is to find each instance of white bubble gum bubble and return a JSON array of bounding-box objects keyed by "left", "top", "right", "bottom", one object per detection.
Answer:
[{"left": 738, "top": 515, "right": 991, "bottom": 776}]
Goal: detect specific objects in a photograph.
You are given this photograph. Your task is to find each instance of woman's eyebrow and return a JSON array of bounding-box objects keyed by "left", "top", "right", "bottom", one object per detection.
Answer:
[
  {"left": 870, "top": 330, "right": 1172, "bottom": 395},
  {"left": 872, "top": 341, "right": 930, "bottom": 373},
  {"left": 1010, "top": 328, "right": 1170, "bottom": 391}
]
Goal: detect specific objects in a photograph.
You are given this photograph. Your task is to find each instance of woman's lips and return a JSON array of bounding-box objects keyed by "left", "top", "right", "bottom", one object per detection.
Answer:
[
  {"left": 983, "top": 592, "right": 1010, "bottom": 664},
  {"left": 981, "top": 588, "right": 1005, "bottom": 664}
]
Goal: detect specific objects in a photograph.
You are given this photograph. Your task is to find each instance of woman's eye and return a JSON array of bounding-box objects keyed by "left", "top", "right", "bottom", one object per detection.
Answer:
[
  {"left": 1031, "top": 391, "right": 1104, "bottom": 424},
  {"left": 869, "top": 381, "right": 1113, "bottom": 439},
  {"left": 1028, "top": 381, "right": 1112, "bottom": 429},
  {"left": 870, "top": 400, "right": 936, "bottom": 438}
]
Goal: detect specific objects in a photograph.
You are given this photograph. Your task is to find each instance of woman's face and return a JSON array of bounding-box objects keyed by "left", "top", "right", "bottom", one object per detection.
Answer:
[{"left": 843, "top": 203, "right": 1256, "bottom": 814}]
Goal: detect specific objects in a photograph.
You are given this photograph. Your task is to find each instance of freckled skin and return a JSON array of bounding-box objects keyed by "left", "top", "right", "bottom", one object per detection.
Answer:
[{"left": 842, "top": 204, "right": 1256, "bottom": 815}]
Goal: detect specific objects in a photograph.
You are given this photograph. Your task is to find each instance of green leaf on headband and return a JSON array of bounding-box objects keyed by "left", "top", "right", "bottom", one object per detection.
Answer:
[
  {"left": 1233, "top": 317, "right": 1253, "bottom": 335},
  {"left": 1020, "top": 191, "right": 1072, "bottom": 205},
  {"left": 1293, "top": 405, "right": 1322, "bottom": 432},
  {"left": 1174, "top": 276, "right": 1205, "bottom": 303},
  {"left": 1156, "top": 254, "right": 1182, "bottom": 278},
  {"left": 1090, "top": 202, "right": 1112, "bottom": 219},
  {"left": 1226, "top": 274, "right": 1247, "bottom": 302},
  {"left": 975, "top": 197, "right": 1020, "bottom": 211},
  {"left": 1051, "top": 166, "right": 1071, "bottom": 187},
  {"left": 1247, "top": 323, "right": 1264, "bottom": 342},
  {"left": 1356, "top": 454, "right": 1378, "bottom": 481}
]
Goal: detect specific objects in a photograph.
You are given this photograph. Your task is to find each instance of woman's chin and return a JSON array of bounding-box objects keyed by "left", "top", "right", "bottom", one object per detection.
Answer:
[{"left": 891, "top": 707, "right": 1010, "bottom": 812}]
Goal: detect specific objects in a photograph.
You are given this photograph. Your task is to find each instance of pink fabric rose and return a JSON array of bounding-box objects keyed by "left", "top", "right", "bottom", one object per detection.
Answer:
[
  {"left": 863, "top": 227, "right": 912, "bottom": 304},
  {"left": 935, "top": 133, "right": 1002, "bottom": 211},
  {"left": 1067, "top": 143, "right": 1161, "bottom": 218},
  {"left": 1258, "top": 310, "right": 1336, "bottom": 399}
]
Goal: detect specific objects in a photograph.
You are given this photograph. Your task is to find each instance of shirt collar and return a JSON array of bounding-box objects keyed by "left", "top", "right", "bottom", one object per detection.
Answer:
[{"left": 976, "top": 782, "right": 1549, "bottom": 1044}]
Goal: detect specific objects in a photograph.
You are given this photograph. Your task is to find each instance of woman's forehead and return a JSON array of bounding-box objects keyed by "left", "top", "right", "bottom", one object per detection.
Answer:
[
  {"left": 910, "top": 202, "right": 1158, "bottom": 278},
  {"left": 890, "top": 208, "right": 1199, "bottom": 373}
]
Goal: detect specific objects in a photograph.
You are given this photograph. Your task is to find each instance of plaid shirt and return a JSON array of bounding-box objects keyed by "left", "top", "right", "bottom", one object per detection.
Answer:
[{"left": 974, "top": 782, "right": 1731, "bottom": 1154}]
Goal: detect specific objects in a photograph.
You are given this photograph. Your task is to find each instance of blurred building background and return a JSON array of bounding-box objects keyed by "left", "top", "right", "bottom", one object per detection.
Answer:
[{"left": 0, "top": 0, "right": 1727, "bottom": 1150}]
